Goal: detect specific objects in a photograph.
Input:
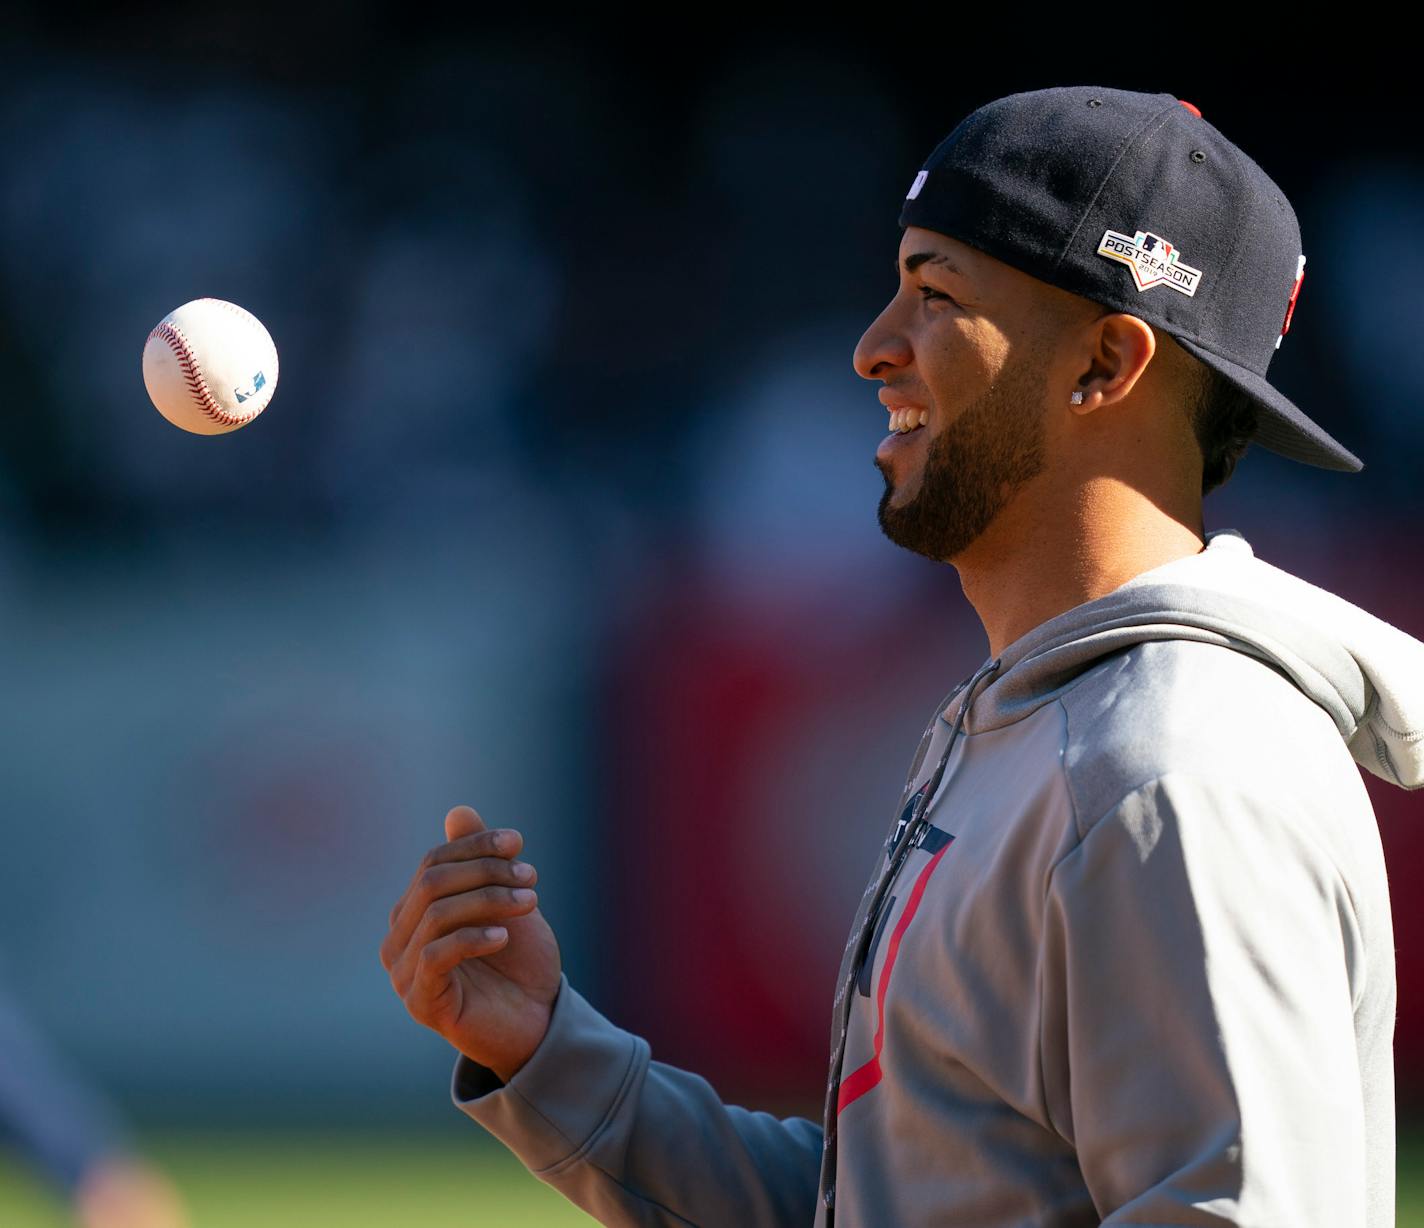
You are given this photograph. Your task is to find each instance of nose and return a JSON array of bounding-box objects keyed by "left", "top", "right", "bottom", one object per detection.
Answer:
[{"left": 852, "top": 299, "right": 913, "bottom": 382}]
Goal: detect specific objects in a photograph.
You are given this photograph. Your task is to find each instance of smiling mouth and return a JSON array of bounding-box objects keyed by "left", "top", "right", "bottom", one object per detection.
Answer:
[{"left": 886, "top": 407, "right": 928, "bottom": 434}]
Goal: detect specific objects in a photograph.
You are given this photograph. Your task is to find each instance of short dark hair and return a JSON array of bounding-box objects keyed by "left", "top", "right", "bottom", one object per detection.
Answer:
[{"left": 1188, "top": 360, "right": 1259, "bottom": 496}]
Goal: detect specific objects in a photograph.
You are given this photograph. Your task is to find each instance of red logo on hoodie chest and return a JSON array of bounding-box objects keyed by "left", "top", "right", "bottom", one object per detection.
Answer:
[{"left": 837, "top": 825, "right": 956, "bottom": 1114}]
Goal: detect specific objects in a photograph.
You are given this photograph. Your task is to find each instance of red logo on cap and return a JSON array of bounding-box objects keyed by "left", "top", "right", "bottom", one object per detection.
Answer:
[
  {"left": 1178, "top": 99, "right": 1202, "bottom": 117},
  {"left": 1282, "top": 258, "right": 1305, "bottom": 337},
  {"left": 1275, "top": 257, "right": 1304, "bottom": 353}
]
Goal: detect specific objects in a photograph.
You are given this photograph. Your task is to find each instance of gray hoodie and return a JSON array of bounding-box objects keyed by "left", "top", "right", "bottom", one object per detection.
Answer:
[{"left": 450, "top": 527, "right": 1424, "bottom": 1227}]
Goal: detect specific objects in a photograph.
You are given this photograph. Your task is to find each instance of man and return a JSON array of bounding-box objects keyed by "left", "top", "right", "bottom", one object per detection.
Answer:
[{"left": 379, "top": 86, "right": 1424, "bottom": 1226}]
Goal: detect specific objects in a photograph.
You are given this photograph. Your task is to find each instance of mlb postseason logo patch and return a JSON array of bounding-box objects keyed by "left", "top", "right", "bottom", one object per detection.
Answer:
[
  {"left": 1097, "top": 228, "right": 1203, "bottom": 297},
  {"left": 906, "top": 170, "right": 928, "bottom": 200}
]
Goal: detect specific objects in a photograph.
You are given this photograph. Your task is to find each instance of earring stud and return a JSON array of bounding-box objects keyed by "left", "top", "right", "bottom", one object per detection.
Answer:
[{"left": 1070, "top": 390, "right": 1084, "bottom": 405}]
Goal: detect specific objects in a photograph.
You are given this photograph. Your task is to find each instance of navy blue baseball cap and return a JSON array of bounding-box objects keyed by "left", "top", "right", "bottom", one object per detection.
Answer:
[{"left": 898, "top": 85, "right": 1363, "bottom": 473}]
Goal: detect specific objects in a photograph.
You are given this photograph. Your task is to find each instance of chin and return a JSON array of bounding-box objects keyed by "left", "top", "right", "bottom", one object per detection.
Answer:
[{"left": 883, "top": 477, "right": 923, "bottom": 512}]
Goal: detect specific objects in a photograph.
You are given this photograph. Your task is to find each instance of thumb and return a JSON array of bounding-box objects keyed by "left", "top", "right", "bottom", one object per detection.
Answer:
[{"left": 444, "top": 804, "right": 486, "bottom": 843}]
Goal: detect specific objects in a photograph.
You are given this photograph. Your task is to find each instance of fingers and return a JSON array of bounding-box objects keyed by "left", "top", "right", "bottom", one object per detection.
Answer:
[
  {"left": 386, "top": 823, "right": 525, "bottom": 930},
  {"left": 388, "top": 884, "right": 540, "bottom": 995},
  {"left": 383, "top": 854, "right": 537, "bottom": 966},
  {"left": 445, "top": 804, "right": 484, "bottom": 843},
  {"left": 411, "top": 926, "right": 511, "bottom": 1006},
  {"left": 380, "top": 805, "right": 536, "bottom": 990}
]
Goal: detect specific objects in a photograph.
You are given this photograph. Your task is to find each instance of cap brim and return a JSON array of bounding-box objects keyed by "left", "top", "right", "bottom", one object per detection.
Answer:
[{"left": 1175, "top": 336, "right": 1364, "bottom": 473}]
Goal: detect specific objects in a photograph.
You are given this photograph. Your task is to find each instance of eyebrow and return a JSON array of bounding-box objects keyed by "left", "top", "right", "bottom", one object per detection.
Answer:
[{"left": 897, "top": 251, "right": 969, "bottom": 279}]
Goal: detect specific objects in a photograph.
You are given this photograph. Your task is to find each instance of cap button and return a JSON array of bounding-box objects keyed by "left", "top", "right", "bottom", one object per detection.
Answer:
[{"left": 1177, "top": 99, "right": 1202, "bottom": 117}]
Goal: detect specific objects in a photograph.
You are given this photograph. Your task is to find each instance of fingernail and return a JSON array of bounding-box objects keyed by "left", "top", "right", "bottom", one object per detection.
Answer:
[
  {"left": 511, "top": 888, "right": 536, "bottom": 905},
  {"left": 483, "top": 927, "right": 507, "bottom": 942},
  {"left": 494, "top": 831, "right": 514, "bottom": 852},
  {"left": 511, "top": 862, "right": 534, "bottom": 882}
]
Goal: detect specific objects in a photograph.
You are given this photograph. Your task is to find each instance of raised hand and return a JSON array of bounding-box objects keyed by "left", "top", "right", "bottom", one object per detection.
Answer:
[{"left": 380, "top": 805, "right": 562, "bottom": 1081}]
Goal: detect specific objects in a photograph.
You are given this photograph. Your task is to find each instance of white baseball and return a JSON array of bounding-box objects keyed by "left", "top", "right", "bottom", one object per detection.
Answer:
[{"left": 142, "top": 298, "right": 279, "bottom": 435}]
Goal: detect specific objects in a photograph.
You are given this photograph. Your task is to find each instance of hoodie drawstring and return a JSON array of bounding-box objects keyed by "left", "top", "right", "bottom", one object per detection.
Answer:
[
  {"left": 884, "top": 655, "right": 1003, "bottom": 858},
  {"left": 818, "top": 654, "right": 1003, "bottom": 1224}
]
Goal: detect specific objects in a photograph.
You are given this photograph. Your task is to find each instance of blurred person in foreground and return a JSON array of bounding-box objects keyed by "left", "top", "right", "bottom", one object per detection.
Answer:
[
  {"left": 1, "top": 983, "right": 189, "bottom": 1228},
  {"left": 380, "top": 86, "right": 1424, "bottom": 1226}
]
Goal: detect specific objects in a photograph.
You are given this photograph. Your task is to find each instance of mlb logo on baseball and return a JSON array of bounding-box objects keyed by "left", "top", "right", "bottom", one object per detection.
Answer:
[
  {"left": 235, "top": 370, "right": 268, "bottom": 404},
  {"left": 1097, "top": 228, "right": 1203, "bottom": 297}
]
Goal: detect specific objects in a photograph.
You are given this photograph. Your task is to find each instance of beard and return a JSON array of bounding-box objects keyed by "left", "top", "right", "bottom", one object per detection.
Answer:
[{"left": 874, "top": 340, "right": 1053, "bottom": 564}]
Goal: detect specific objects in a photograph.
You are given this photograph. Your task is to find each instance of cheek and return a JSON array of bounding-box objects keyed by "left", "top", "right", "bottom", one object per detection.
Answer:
[{"left": 923, "top": 321, "right": 997, "bottom": 411}]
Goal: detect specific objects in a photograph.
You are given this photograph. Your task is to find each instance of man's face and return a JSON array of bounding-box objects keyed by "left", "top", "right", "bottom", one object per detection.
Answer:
[{"left": 853, "top": 227, "right": 1061, "bottom": 564}]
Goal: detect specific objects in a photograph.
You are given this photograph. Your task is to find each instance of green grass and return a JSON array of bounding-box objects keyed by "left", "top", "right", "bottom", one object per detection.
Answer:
[
  {"left": 0, "top": 1132, "right": 596, "bottom": 1227},
  {"left": 4, "top": 1127, "right": 1424, "bottom": 1225}
]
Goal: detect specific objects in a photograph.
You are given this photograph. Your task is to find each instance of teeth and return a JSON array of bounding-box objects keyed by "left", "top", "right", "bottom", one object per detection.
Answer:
[{"left": 886, "top": 407, "right": 929, "bottom": 434}]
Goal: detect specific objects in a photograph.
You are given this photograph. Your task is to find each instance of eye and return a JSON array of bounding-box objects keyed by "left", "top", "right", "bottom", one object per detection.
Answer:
[{"left": 917, "top": 284, "right": 955, "bottom": 305}]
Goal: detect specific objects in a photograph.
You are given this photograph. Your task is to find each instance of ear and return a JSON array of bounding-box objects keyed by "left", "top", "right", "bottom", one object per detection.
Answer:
[{"left": 1068, "top": 313, "right": 1156, "bottom": 415}]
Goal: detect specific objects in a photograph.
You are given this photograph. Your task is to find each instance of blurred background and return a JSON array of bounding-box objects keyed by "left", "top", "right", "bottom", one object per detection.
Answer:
[{"left": 0, "top": 8, "right": 1419, "bottom": 1225}]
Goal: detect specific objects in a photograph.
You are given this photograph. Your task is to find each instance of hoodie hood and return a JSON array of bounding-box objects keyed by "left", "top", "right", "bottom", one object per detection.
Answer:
[{"left": 944, "top": 528, "right": 1424, "bottom": 791}]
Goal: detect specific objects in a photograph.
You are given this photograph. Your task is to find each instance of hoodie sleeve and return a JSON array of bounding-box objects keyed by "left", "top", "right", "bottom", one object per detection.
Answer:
[
  {"left": 1040, "top": 770, "right": 1369, "bottom": 1226},
  {"left": 450, "top": 973, "right": 823, "bottom": 1226}
]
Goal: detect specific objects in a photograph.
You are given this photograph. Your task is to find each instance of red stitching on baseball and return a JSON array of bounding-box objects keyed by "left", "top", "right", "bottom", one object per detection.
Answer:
[{"left": 148, "top": 320, "right": 253, "bottom": 427}]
